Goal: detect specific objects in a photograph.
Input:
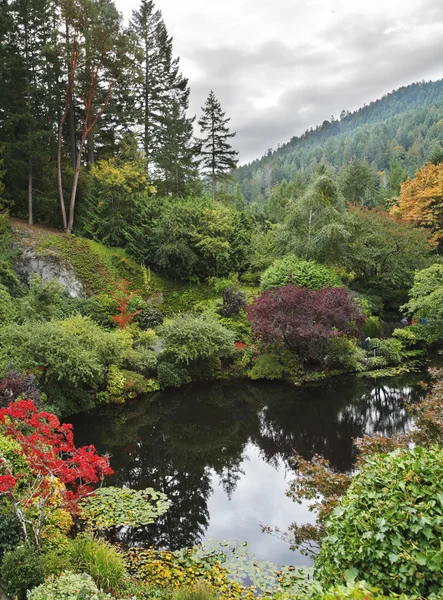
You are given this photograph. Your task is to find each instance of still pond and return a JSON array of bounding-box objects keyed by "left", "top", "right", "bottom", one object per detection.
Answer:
[{"left": 70, "top": 372, "right": 427, "bottom": 567}]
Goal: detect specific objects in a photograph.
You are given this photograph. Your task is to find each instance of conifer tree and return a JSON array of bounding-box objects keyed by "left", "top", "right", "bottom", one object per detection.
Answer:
[
  {"left": 198, "top": 91, "right": 238, "bottom": 200},
  {"left": 130, "top": 0, "right": 197, "bottom": 195}
]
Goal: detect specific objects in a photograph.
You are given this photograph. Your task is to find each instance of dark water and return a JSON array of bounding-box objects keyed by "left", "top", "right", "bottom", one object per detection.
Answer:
[{"left": 70, "top": 372, "right": 426, "bottom": 566}]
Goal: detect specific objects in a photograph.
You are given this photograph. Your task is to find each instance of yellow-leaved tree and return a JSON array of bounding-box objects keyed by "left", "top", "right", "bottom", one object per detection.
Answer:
[{"left": 392, "top": 162, "right": 443, "bottom": 243}]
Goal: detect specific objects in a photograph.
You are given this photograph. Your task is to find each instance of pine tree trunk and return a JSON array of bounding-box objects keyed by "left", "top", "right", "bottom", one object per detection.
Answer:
[
  {"left": 69, "top": 102, "right": 76, "bottom": 169},
  {"left": 28, "top": 144, "right": 33, "bottom": 225},
  {"left": 67, "top": 138, "right": 84, "bottom": 234},
  {"left": 87, "top": 131, "right": 94, "bottom": 168}
]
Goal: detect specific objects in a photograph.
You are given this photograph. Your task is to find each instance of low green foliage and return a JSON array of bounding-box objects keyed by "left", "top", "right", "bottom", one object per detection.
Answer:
[
  {"left": 260, "top": 256, "right": 341, "bottom": 291},
  {"left": 161, "top": 314, "right": 235, "bottom": 366},
  {"left": 17, "top": 275, "right": 75, "bottom": 322},
  {"left": 248, "top": 349, "right": 303, "bottom": 382},
  {"left": 368, "top": 338, "right": 403, "bottom": 365},
  {"left": 0, "top": 508, "right": 20, "bottom": 560},
  {"left": 1, "top": 544, "right": 45, "bottom": 600},
  {"left": 322, "top": 337, "right": 365, "bottom": 371},
  {"left": 315, "top": 446, "right": 443, "bottom": 596},
  {"left": 79, "top": 486, "right": 169, "bottom": 531},
  {"left": 137, "top": 304, "right": 165, "bottom": 329},
  {"left": 72, "top": 535, "right": 129, "bottom": 594},
  {"left": 172, "top": 585, "right": 218, "bottom": 600},
  {"left": 124, "top": 546, "right": 251, "bottom": 600},
  {"left": 37, "top": 234, "right": 148, "bottom": 295},
  {"left": 402, "top": 263, "right": 443, "bottom": 343},
  {"left": 271, "top": 579, "right": 417, "bottom": 600},
  {"left": 0, "top": 283, "right": 16, "bottom": 322},
  {"left": 28, "top": 571, "right": 116, "bottom": 600},
  {"left": 0, "top": 258, "right": 21, "bottom": 295},
  {"left": 363, "top": 316, "right": 382, "bottom": 338}
]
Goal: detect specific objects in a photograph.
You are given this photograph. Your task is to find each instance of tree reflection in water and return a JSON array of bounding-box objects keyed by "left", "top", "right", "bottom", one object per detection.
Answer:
[{"left": 70, "top": 372, "right": 427, "bottom": 553}]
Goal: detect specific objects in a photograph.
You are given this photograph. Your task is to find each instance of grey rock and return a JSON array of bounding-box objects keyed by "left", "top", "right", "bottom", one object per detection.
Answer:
[{"left": 15, "top": 248, "right": 85, "bottom": 298}]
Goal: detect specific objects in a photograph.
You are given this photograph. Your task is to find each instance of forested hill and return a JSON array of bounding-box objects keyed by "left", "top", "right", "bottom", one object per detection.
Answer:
[{"left": 236, "top": 79, "right": 443, "bottom": 203}]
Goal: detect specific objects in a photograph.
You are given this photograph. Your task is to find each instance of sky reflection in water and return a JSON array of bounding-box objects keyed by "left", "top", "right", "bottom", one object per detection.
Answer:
[{"left": 70, "top": 373, "right": 425, "bottom": 565}]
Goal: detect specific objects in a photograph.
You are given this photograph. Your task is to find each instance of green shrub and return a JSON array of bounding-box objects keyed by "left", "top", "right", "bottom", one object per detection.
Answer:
[
  {"left": 17, "top": 275, "right": 75, "bottom": 323},
  {"left": 367, "top": 356, "right": 387, "bottom": 369},
  {"left": 28, "top": 571, "right": 114, "bottom": 600},
  {"left": 121, "top": 369, "right": 150, "bottom": 397},
  {"left": 0, "top": 315, "right": 127, "bottom": 413},
  {"left": 122, "top": 347, "right": 157, "bottom": 374},
  {"left": 315, "top": 446, "right": 443, "bottom": 596},
  {"left": 78, "top": 293, "right": 118, "bottom": 328},
  {"left": 71, "top": 534, "right": 128, "bottom": 594},
  {"left": 248, "top": 353, "right": 285, "bottom": 380},
  {"left": 368, "top": 338, "right": 403, "bottom": 365},
  {"left": 0, "top": 509, "right": 20, "bottom": 560},
  {"left": 248, "top": 349, "right": 303, "bottom": 382},
  {"left": 208, "top": 274, "right": 239, "bottom": 293},
  {"left": 0, "top": 283, "right": 16, "bottom": 323},
  {"left": 323, "top": 337, "right": 365, "bottom": 371},
  {"left": 41, "top": 543, "right": 74, "bottom": 577},
  {"left": 363, "top": 316, "right": 382, "bottom": 338},
  {"left": 1, "top": 545, "right": 45, "bottom": 600},
  {"left": 0, "top": 259, "right": 21, "bottom": 295},
  {"left": 161, "top": 314, "right": 235, "bottom": 365},
  {"left": 274, "top": 579, "right": 417, "bottom": 600},
  {"left": 157, "top": 359, "right": 189, "bottom": 388},
  {"left": 260, "top": 256, "right": 341, "bottom": 291},
  {"left": 392, "top": 327, "right": 417, "bottom": 347},
  {"left": 137, "top": 304, "right": 164, "bottom": 329}
]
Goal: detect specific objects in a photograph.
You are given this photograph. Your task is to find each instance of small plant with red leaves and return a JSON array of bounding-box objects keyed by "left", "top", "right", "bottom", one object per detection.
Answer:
[
  {"left": 0, "top": 399, "right": 113, "bottom": 549},
  {"left": 109, "top": 279, "right": 142, "bottom": 329}
]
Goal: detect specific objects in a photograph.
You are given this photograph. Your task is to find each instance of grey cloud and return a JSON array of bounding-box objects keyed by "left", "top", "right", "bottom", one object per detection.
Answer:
[{"left": 166, "top": 0, "right": 443, "bottom": 163}]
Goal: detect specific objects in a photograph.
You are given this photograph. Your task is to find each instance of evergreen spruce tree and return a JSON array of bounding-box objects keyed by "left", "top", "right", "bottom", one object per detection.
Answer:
[
  {"left": 198, "top": 91, "right": 238, "bottom": 200},
  {"left": 130, "top": 0, "right": 198, "bottom": 194}
]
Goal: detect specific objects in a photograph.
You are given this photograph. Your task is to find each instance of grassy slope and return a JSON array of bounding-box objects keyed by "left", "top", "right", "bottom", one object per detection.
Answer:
[{"left": 10, "top": 218, "right": 220, "bottom": 313}]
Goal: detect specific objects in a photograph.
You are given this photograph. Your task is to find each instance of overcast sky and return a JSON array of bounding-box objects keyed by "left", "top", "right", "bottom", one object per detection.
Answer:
[{"left": 115, "top": 0, "right": 443, "bottom": 164}]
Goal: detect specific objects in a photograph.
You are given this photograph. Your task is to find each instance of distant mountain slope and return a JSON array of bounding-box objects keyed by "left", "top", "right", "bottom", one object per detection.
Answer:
[{"left": 236, "top": 79, "right": 443, "bottom": 202}]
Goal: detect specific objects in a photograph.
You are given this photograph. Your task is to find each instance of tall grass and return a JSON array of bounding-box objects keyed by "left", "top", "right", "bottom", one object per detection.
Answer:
[{"left": 71, "top": 534, "right": 128, "bottom": 593}]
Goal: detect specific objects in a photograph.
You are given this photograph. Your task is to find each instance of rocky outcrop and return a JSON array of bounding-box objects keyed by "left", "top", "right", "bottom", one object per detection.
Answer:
[{"left": 15, "top": 247, "right": 85, "bottom": 298}]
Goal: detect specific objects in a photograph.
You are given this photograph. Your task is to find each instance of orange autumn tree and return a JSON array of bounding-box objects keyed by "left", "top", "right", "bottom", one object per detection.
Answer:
[{"left": 392, "top": 162, "right": 443, "bottom": 244}]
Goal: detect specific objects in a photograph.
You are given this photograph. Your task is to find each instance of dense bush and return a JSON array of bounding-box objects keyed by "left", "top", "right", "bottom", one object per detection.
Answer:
[
  {"left": 28, "top": 571, "right": 115, "bottom": 600},
  {"left": 16, "top": 275, "right": 75, "bottom": 322},
  {"left": 0, "top": 509, "right": 20, "bottom": 559},
  {"left": 0, "top": 284, "right": 16, "bottom": 322},
  {"left": 402, "top": 263, "right": 443, "bottom": 343},
  {"left": 137, "top": 304, "right": 165, "bottom": 329},
  {"left": 157, "top": 359, "right": 189, "bottom": 388},
  {"left": 1, "top": 544, "right": 45, "bottom": 600},
  {"left": 315, "top": 446, "right": 443, "bottom": 596},
  {"left": 275, "top": 579, "right": 418, "bottom": 600},
  {"left": 248, "top": 286, "right": 365, "bottom": 362},
  {"left": 368, "top": 338, "right": 403, "bottom": 365},
  {"left": 217, "top": 286, "right": 246, "bottom": 317},
  {"left": 161, "top": 314, "right": 235, "bottom": 366},
  {"left": 0, "top": 315, "right": 157, "bottom": 413},
  {"left": 248, "top": 349, "right": 303, "bottom": 382},
  {"left": 0, "top": 369, "right": 41, "bottom": 407},
  {"left": 260, "top": 256, "right": 341, "bottom": 291},
  {"left": 362, "top": 316, "right": 382, "bottom": 338},
  {"left": 322, "top": 337, "right": 365, "bottom": 371}
]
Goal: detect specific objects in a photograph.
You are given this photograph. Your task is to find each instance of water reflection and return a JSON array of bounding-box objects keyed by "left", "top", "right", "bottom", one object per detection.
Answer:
[{"left": 70, "top": 373, "right": 425, "bottom": 563}]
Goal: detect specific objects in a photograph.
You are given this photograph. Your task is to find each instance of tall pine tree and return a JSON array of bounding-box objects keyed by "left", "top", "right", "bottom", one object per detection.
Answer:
[
  {"left": 198, "top": 91, "right": 238, "bottom": 200},
  {"left": 129, "top": 0, "right": 197, "bottom": 195}
]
